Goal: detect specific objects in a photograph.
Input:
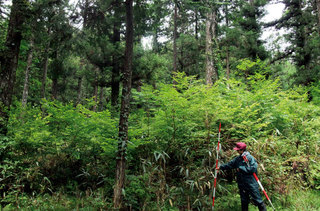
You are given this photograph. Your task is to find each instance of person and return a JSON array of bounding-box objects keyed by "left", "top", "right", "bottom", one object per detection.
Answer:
[{"left": 217, "top": 142, "right": 267, "bottom": 211}]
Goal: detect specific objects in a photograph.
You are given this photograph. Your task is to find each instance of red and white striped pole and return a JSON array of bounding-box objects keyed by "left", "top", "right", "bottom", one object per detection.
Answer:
[
  {"left": 212, "top": 122, "right": 221, "bottom": 209},
  {"left": 242, "top": 154, "right": 276, "bottom": 210}
]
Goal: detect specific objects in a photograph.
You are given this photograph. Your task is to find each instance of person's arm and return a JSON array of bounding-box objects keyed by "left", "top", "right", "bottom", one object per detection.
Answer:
[
  {"left": 220, "top": 157, "right": 237, "bottom": 171},
  {"left": 238, "top": 154, "right": 257, "bottom": 174}
]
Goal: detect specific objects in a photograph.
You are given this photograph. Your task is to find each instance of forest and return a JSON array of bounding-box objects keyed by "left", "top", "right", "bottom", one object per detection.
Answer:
[{"left": 0, "top": 0, "right": 320, "bottom": 210}]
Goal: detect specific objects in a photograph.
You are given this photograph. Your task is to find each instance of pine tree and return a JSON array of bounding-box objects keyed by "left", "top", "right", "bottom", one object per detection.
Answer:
[
  {"left": 236, "top": 0, "right": 268, "bottom": 60},
  {"left": 266, "top": 0, "right": 320, "bottom": 85},
  {"left": 113, "top": 0, "right": 134, "bottom": 208},
  {"left": 0, "top": 0, "right": 29, "bottom": 135}
]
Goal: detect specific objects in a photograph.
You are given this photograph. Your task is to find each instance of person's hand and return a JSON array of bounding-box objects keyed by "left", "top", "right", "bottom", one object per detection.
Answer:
[
  {"left": 216, "top": 166, "right": 220, "bottom": 170},
  {"left": 236, "top": 168, "right": 239, "bottom": 172}
]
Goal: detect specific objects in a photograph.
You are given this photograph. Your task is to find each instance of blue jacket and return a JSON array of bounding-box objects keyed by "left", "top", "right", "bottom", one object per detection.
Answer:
[{"left": 220, "top": 151, "right": 259, "bottom": 189}]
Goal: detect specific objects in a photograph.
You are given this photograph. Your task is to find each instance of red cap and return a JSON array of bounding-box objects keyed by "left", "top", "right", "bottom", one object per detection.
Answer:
[{"left": 233, "top": 142, "right": 246, "bottom": 151}]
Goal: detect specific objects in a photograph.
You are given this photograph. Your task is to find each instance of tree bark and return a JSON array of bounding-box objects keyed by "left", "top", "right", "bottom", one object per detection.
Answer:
[
  {"left": 22, "top": 37, "right": 34, "bottom": 107},
  {"left": 296, "top": 1, "right": 308, "bottom": 68},
  {"left": 317, "top": 0, "right": 320, "bottom": 35},
  {"left": 113, "top": 0, "right": 133, "bottom": 208},
  {"left": 211, "top": 9, "right": 219, "bottom": 82},
  {"left": 0, "top": 0, "right": 27, "bottom": 108},
  {"left": 225, "top": 3, "right": 230, "bottom": 79},
  {"left": 111, "top": 0, "right": 121, "bottom": 110},
  {"left": 92, "top": 68, "right": 98, "bottom": 112},
  {"left": 99, "top": 86, "right": 104, "bottom": 111},
  {"left": 51, "top": 77, "right": 58, "bottom": 100},
  {"left": 75, "top": 76, "right": 83, "bottom": 106},
  {"left": 41, "top": 48, "right": 49, "bottom": 99},
  {"left": 153, "top": 28, "right": 159, "bottom": 52},
  {"left": 173, "top": 1, "right": 178, "bottom": 84},
  {"left": 205, "top": 8, "right": 217, "bottom": 85},
  {"left": 195, "top": 9, "right": 198, "bottom": 40},
  {"left": 83, "top": 0, "right": 89, "bottom": 28},
  {"left": 0, "top": 0, "right": 27, "bottom": 135}
]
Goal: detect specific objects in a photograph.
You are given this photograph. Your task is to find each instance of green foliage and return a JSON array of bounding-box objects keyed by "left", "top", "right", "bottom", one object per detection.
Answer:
[
  {"left": 270, "top": 61, "right": 297, "bottom": 89},
  {"left": 1, "top": 100, "right": 117, "bottom": 206},
  {"left": 2, "top": 0, "right": 320, "bottom": 209},
  {"left": 133, "top": 46, "right": 172, "bottom": 85},
  {"left": 236, "top": 58, "right": 270, "bottom": 79},
  {"left": 175, "top": 34, "right": 204, "bottom": 76},
  {"left": 273, "top": 189, "right": 320, "bottom": 211},
  {"left": 125, "top": 174, "right": 151, "bottom": 209},
  {"left": 8, "top": 100, "right": 117, "bottom": 157},
  {"left": 273, "top": 0, "right": 320, "bottom": 86},
  {"left": 310, "top": 81, "right": 320, "bottom": 105},
  {"left": 3, "top": 74, "right": 320, "bottom": 210},
  {"left": 224, "top": 0, "right": 268, "bottom": 61},
  {"left": 2, "top": 190, "right": 111, "bottom": 210},
  {"left": 127, "top": 73, "right": 320, "bottom": 209}
]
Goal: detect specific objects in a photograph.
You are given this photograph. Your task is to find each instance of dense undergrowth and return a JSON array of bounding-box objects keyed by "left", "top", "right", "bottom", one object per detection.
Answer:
[
  {"left": 2, "top": 189, "right": 320, "bottom": 210},
  {"left": 1, "top": 74, "right": 319, "bottom": 210}
]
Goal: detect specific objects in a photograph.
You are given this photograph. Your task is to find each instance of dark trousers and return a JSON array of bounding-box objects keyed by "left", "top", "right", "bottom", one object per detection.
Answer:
[{"left": 239, "top": 186, "right": 266, "bottom": 211}]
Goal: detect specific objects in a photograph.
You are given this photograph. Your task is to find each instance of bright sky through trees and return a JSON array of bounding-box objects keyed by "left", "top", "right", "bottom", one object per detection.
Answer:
[
  {"left": 262, "top": 3, "right": 286, "bottom": 50},
  {"left": 142, "top": 2, "right": 286, "bottom": 50}
]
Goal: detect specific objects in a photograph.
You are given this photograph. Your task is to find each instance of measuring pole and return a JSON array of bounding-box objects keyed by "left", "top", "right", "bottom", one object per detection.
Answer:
[
  {"left": 242, "top": 154, "right": 276, "bottom": 210},
  {"left": 212, "top": 122, "right": 221, "bottom": 209}
]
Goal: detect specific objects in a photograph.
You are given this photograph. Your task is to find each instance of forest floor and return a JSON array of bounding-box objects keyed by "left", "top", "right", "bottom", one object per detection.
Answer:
[{"left": 1, "top": 189, "right": 319, "bottom": 210}]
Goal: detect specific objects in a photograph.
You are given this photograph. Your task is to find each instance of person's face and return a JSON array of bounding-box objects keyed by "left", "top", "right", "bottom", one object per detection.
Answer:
[{"left": 237, "top": 149, "right": 244, "bottom": 155}]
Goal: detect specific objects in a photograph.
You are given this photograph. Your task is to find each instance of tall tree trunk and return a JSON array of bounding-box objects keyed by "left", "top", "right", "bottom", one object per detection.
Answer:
[
  {"left": 225, "top": 3, "right": 230, "bottom": 79},
  {"left": 83, "top": 0, "right": 89, "bottom": 28},
  {"left": 205, "top": 8, "right": 217, "bottom": 85},
  {"left": 195, "top": 9, "right": 198, "bottom": 40},
  {"left": 51, "top": 52, "right": 63, "bottom": 101},
  {"left": 153, "top": 28, "right": 159, "bottom": 52},
  {"left": 111, "top": 0, "right": 121, "bottom": 110},
  {"left": 22, "top": 37, "right": 34, "bottom": 107},
  {"left": 205, "top": 12, "right": 213, "bottom": 85},
  {"left": 51, "top": 77, "right": 58, "bottom": 100},
  {"left": 136, "top": 78, "right": 142, "bottom": 92},
  {"left": 93, "top": 68, "right": 98, "bottom": 112},
  {"left": 0, "top": 0, "right": 27, "bottom": 135},
  {"left": 317, "top": 0, "right": 320, "bottom": 35},
  {"left": 41, "top": 48, "right": 49, "bottom": 99},
  {"left": 0, "top": 0, "right": 27, "bottom": 108},
  {"left": 113, "top": 0, "right": 133, "bottom": 208},
  {"left": 0, "top": 0, "right": 2, "bottom": 14},
  {"left": 211, "top": 9, "right": 219, "bottom": 82},
  {"left": 226, "top": 50, "right": 230, "bottom": 79},
  {"left": 173, "top": 1, "right": 178, "bottom": 84},
  {"left": 99, "top": 86, "right": 104, "bottom": 111},
  {"left": 74, "top": 0, "right": 87, "bottom": 107},
  {"left": 296, "top": 1, "right": 308, "bottom": 68},
  {"left": 75, "top": 76, "right": 83, "bottom": 106}
]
